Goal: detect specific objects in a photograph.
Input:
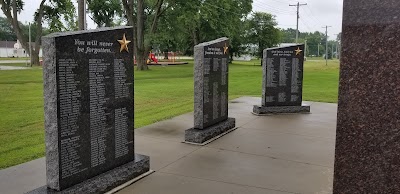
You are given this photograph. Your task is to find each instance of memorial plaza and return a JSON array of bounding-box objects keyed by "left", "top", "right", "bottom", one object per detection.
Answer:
[{"left": 0, "top": 97, "right": 335, "bottom": 194}]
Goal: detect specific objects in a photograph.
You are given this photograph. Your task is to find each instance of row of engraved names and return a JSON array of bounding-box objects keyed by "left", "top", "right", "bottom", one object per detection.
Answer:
[
  {"left": 265, "top": 57, "right": 301, "bottom": 93},
  {"left": 265, "top": 93, "right": 300, "bottom": 103}
]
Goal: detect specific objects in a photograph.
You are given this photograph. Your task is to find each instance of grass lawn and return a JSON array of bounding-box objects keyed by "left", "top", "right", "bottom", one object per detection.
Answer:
[
  {"left": 0, "top": 57, "right": 27, "bottom": 61},
  {"left": 0, "top": 57, "right": 34, "bottom": 60},
  {"left": 0, "top": 59, "right": 339, "bottom": 169},
  {"left": 0, "top": 63, "right": 41, "bottom": 67}
]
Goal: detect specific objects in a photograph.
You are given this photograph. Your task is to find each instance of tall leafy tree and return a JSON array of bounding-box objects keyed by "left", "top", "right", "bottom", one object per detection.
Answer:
[
  {"left": 157, "top": 0, "right": 252, "bottom": 57},
  {"left": 122, "top": 0, "right": 169, "bottom": 70},
  {"left": 121, "top": 0, "right": 253, "bottom": 68},
  {"left": 247, "top": 12, "right": 281, "bottom": 58},
  {"left": 0, "top": 0, "right": 76, "bottom": 65},
  {"left": 87, "top": 0, "right": 123, "bottom": 27},
  {"left": 304, "top": 31, "right": 325, "bottom": 57},
  {"left": 280, "top": 28, "right": 326, "bottom": 57},
  {"left": 0, "top": 16, "right": 16, "bottom": 40}
]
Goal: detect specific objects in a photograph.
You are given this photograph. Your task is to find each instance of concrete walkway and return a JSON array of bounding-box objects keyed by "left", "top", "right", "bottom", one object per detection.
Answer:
[
  {"left": 0, "top": 97, "right": 336, "bottom": 194},
  {"left": 0, "top": 60, "right": 30, "bottom": 64},
  {"left": 0, "top": 65, "right": 31, "bottom": 70}
]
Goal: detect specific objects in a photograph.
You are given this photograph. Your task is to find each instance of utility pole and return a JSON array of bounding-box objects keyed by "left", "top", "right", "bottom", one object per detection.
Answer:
[
  {"left": 29, "top": 22, "right": 32, "bottom": 67},
  {"left": 332, "top": 42, "right": 334, "bottom": 60},
  {"left": 318, "top": 43, "right": 320, "bottom": 57},
  {"left": 304, "top": 39, "right": 307, "bottom": 60},
  {"left": 289, "top": 2, "right": 307, "bottom": 43},
  {"left": 78, "top": 0, "right": 86, "bottom": 30},
  {"left": 5, "top": 40, "right": 8, "bottom": 57},
  {"left": 336, "top": 41, "right": 339, "bottom": 59},
  {"left": 323, "top": 25, "right": 332, "bottom": 66},
  {"left": 334, "top": 33, "right": 340, "bottom": 59}
]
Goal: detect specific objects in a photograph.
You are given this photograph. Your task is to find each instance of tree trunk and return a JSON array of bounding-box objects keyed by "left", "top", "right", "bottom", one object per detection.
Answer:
[
  {"left": 78, "top": 0, "right": 85, "bottom": 30},
  {"left": 0, "top": 0, "right": 46, "bottom": 66},
  {"left": 192, "top": 28, "right": 199, "bottom": 45},
  {"left": 122, "top": 0, "right": 138, "bottom": 65},
  {"left": 143, "top": 0, "right": 164, "bottom": 56},
  {"left": 164, "top": 50, "right": 168, "bottom": 59},
  {"left": 33, "top": 0, "right": 46, "bottom": 66},
  {"left": 136, "top": 0, "right": 148, "bottom": 70},
  {"left": 31, "top": 50, "right": 40, "bottom": 66}
]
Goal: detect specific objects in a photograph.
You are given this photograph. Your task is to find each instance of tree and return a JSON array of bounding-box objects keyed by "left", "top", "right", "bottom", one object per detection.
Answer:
[
  {"left": 122, "top": 0, "right": 169, "bottom": 70},
  {"left": 304, "top": 31, "right": 325, "bottom": 57},
  {"left": 280, "top": 28, "right": 297, "bottom": 43},
  {"left": 336, "top": 32, "right": 342, "bottom": 42},
  {"left": 156, "top": 0, "right": 252, "bottom": 57},
  {"left": 247, "top": 12, "right": 281, "bottom": 59},
  {"left": 0, "top": 16, "right": 16, "bottom": 40},
  {"left": 0, "top": 0, "right": 76, "bottom": 65},
  {"left": 121, "top": 0, "right": 252, "bottom": 68},
  {"left": 136, "top": 0, "right": 147, "bottom": 70},
  {"left": 87, "top": 0, "right": 123, "bottom": 27}
]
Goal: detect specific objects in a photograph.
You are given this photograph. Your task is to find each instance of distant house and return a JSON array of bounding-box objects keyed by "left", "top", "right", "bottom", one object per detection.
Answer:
[{"left": 0, "top": 40, "right": 42, "bottom": 58}]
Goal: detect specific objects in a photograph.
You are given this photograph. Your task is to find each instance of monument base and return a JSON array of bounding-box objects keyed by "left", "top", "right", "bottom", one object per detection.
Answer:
[
  {"left": 185, "top": 118, "right": 236, "bottom": 145},
  {"left": 253, "top": 105, "right": 310, "bottom": 115},
  {"left": 28, "top": 154, "right": 150, "bottom": 194}
]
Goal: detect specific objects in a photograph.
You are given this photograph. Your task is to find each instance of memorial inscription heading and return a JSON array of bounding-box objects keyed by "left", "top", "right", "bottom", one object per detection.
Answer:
[
  {"left": 194, "top": 38, "right": 229, "bottom": 129},
  {"left": 262, "top": 45, "right": 305, "bottom": 107},
  {"left": 43, "top": 27, "right": 134, "bottom": 190}
]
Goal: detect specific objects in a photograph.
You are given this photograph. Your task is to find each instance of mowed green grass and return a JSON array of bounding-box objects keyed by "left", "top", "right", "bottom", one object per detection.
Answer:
[
  {"left": 0, "top": 59, "right": 339, "bottom": 169},
  {"left": 0, "top": 63, "right": 41, "bottom": 67}
]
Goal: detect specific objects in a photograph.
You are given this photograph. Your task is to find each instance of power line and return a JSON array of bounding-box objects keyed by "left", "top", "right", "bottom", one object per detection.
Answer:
[
  {"left": 289, "top": 2, "right": 307, "bottom": 43},
  {"left": 300, "top": 18, "right": 313, "bottom": 32},
  {"left": 202, "top": 1, "right": 246, "bottom": 17},
  {"left": 301, "top": 6, "right": 321, "bottom": 24},
  {"left": 253, "top": 1, "right": 296, "bottom": 15},
  {"left": 301, "top": 7, "right": 321, "bottom": 28}
]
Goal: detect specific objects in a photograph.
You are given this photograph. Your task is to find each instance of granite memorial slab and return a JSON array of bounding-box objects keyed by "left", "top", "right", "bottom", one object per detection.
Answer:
[
  {"left": 334, "top": 0, "right": 400, "bottom": 193},
  {"left": 185, "top": 37, "right": 236, "bottom": 144},
  {"left": 253, "top": 44, "right": 310, "bottom": 115},
  {"left": 29, "top": 26, "right": 150, "bottom": 194}
]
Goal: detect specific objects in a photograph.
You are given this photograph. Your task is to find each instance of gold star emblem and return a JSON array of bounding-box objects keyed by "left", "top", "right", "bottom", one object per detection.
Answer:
[
  {"left": 223, "top": 43, "right": 229, "bottom": 54},
  {"left": 295, "top": 47, "right": 303, "bottom": 55},
  {"left": 117, "top": 33, "right": 131, "bottom": 53}
]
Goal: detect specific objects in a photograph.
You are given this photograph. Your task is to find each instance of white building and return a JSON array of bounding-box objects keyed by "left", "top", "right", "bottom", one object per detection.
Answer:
[{"left": 0, "top": 40, "right": 42, "bottom": 58}]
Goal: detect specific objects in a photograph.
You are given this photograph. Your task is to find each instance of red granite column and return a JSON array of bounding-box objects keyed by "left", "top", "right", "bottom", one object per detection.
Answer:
[{"left": 334, "top": 0, "right": 400, "bottom": 193}]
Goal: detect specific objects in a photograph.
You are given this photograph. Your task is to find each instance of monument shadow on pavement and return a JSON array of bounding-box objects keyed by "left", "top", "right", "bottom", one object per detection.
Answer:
[{"left": 29, "top": 27, "right": 150, "bottom": 194}]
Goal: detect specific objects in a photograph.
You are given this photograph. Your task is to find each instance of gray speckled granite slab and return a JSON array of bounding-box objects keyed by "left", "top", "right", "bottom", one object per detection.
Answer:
[
  {"left": 185, "top": 118, "right": 236, "bottom": 144},
  {"left": 193, "top": 37, "right": 231, "bottom": 129},
  {"left": 253, "top": 105, "right": 310, "bottom": 115},
  {"left": 27, "top": 154, "right": 150, "bottom": 194}
]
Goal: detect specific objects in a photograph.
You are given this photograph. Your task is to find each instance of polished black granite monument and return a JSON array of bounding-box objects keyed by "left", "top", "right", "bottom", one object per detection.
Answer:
[
  {"left": 253, "top": 44, "right": 310, "bottom": 115},
  {"left": 185, "top": 37, "right": 236, "bottom": 144},
  {"left": 29, "top": 27, "right": 150, "bottom": 194}
]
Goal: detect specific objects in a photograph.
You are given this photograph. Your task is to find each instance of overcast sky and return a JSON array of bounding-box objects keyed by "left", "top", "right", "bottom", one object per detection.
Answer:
[
  {"left": 3, "top": 0, "right": 343, "bottom": 40},
  {"left": 253, "top": 0, "right": 343, "bottom": 40}
]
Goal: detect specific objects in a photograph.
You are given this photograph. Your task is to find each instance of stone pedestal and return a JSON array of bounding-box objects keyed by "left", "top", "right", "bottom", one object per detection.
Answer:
[
  {"left": 185, "top": 118, "right": 236, "bottom": 144},
  {"left": 253, "top": 105, "right": 310, "bottom": 115},
  {"left": 334, "top": 0, "right": 400, "bottom": 192},
  {"left": 28, "top": 155, "right": 150, "bottom": 194}
]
